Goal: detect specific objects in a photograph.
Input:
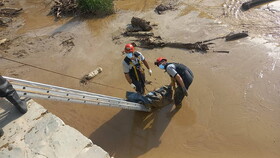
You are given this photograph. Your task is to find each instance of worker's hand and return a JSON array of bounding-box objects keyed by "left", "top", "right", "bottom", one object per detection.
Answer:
[
  {"left": 148, "top": 69, "right": 152, "bottom": 76},
  {"left": 130, "top": 83, "right": 136, "bottom": 89}
]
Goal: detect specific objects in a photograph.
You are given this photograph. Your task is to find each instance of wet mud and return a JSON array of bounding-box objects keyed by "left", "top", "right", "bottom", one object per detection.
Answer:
[{"left": 1, "top": 0, "right": 280, "bottom": 158}]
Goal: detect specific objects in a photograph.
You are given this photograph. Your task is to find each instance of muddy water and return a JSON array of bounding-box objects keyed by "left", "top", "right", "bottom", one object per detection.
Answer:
[{"left": 2, "top": 0, "right": 280, "bottom": 158}]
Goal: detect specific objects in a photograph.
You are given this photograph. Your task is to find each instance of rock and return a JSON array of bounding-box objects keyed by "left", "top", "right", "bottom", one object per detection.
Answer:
[
  {"left": 265, "top": 1, "right": 280, "bottom": 12},
  {"left": 131, "top": 17, "right": 152, "bottom": 31}
]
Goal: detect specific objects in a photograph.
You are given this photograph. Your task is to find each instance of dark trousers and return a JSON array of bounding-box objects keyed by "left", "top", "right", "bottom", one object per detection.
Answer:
[
  {"left": 174, "top": 70, "right": 194, "bottom": 106},
  {"left": 130, "top": 70, "right": 146, "bottom": 95},
  {"left": 0, "top": 75, "right": 14, "bottom": 97},
  {"left": 0, "top": 76, "right": 27, "bottom": 113}
]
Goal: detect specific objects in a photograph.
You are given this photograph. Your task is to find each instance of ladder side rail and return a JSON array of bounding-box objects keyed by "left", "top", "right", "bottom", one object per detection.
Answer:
[
  {"left": 15, "top": 90, "right": 149, "bottom": 112},
  {"left": 5, "top": 76, "right": 124, "bottom": 100},
  {"left": 14, "top": 85, "right": 142, "bottom": 108},
  {"left": 11, "top": 82, "right": 141, "bottom": 107}
]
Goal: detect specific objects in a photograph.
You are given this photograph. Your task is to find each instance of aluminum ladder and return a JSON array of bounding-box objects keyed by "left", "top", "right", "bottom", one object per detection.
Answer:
[{"left": 4, "top": 76, "right": 151, "bottom": 112}]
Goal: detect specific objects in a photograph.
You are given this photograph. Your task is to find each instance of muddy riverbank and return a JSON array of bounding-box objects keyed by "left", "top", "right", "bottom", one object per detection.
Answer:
[{"left": 1, "top": 0, "right": 280, "bottom": 158}]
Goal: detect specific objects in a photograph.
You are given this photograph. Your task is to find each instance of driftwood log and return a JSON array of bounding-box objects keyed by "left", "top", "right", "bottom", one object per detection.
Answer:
[
  {"left": 132, "top": 32, "right": 248, "bottom": 52},
  {"left": 213, "top": 50, "right": 229, "bottom": 53},
  {"left": 225, "top": 32, "right": 248, "bottom": 41},
  {"left": 165, "top": 42, "right": 209, "bottom": 51},
  {"left": 134, "top": 36, "right": 210, "bottom": 51},
  {"left": 241, "top": 0, "right": 276, "bottom": 11},
  {"left": 123, "top": 31, "right": 154, "bottom": 37},
  {"left": 0, "top": 8, "right": 22, "bottom": 16}
]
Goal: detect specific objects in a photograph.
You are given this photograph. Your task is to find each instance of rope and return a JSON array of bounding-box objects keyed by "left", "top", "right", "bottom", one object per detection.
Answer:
[{"left": 1, "top": 57, "right": 126, "bottom": 91}]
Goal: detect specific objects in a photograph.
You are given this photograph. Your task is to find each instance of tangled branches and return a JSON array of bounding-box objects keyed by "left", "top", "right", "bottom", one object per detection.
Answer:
[{"left": 49, "top": 0, "right": 78, "bottom": 18}]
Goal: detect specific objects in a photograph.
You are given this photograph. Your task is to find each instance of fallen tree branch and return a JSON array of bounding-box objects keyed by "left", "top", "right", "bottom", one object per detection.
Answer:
[
  {"left": 0, "top": 8, "right": 23, "bottom": 16},
  {"left": 213, "top": 50, "right": 230, "bottom": 53},
  {"left": 49, "top": 0, "right": 78, "bottom": 19},
  {"left": 133, "top": 36, "right": 210, "bottom": 52},
  {"left": 123, "top": 31, "right": 154, "bottom": 37}
]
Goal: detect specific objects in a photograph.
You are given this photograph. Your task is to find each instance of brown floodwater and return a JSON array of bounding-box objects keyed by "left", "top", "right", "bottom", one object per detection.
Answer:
[{"left": 2, "top": 0, "right": 280, "bottom": 158}]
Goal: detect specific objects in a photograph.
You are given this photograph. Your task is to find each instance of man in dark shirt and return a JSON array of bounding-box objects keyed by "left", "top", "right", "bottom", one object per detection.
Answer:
[
  {"left": 0, "top": 128, "right": 3, "bottom": 137},
  {"left": 0, "top": 75, "right": 28, "bottom": 137},
  {"left": 154, "top": 57, "right": 194, "bottom": 108}
]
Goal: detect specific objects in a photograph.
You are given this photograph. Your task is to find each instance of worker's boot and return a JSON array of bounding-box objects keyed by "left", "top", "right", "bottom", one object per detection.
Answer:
[
  {"left": 6, "top": 91, "right": 28, "bottom": 114},
  {"left": 0, "top": 128, "right": 4, "bottom": 137}
]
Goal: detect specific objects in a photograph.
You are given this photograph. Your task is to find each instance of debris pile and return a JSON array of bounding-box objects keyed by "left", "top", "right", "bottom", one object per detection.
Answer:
[
  {"left": 118, "top": 17, "right": 249, "bottom": 53},
  {"left": 49, "top": 0, "right": 78, "bottom": 18},
  {"left": 0, "top": 2, "right": 22, "bottom": 27}
]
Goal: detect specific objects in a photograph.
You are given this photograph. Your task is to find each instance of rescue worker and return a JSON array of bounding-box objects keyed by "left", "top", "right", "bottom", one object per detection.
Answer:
[
  {"left": 0, "top": 128, "right": 3, "bottom": 137},
  {"left": 154, "top": 57, "right": 194, "bottom": 108},
  {"left": 0, "top": 75, "right": 28, "bottom": 137},
  {"left": 0, "top": 75, "right": 28, "bottom": 113},
  {"left": 122, "top": 43, "right": 152, "bottom": 95}
]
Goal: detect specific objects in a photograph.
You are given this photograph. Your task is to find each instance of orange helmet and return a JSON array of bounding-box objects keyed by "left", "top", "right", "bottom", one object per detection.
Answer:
[
  {"left": 154, "top": 57, "right": 167, "bottom": 66},
  {"left": 124, "top": 43, "right": 135, "bottom": 53}
]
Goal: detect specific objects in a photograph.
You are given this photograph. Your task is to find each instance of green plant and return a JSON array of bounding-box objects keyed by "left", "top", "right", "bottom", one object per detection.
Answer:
[{"left": 77, "top": 0, "right": 114, "bottom": 14}]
